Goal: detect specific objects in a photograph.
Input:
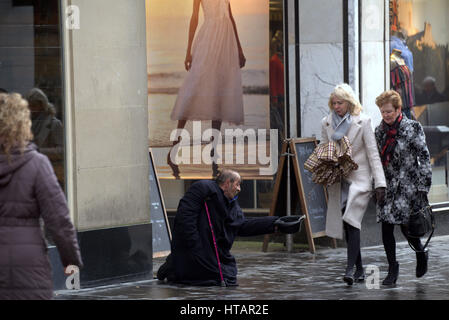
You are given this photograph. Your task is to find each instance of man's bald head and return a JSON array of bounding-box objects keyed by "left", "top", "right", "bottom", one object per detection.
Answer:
[
  {"left": 215, "top": 169, "right": 241, "bottom": 186},
  {"left": 216, "top": 169, "right": 241, "bottom": 199}
]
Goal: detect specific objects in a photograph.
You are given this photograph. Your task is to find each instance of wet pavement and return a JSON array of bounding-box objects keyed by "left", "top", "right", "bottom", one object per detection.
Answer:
[{"left": 55, "top": 235, "right": 449, "bottom": 300}]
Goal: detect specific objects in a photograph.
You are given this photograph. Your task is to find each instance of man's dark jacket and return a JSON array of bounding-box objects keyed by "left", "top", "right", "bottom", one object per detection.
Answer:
[{"left": 170, "top": 180, "right": 278, "bottom": 286}]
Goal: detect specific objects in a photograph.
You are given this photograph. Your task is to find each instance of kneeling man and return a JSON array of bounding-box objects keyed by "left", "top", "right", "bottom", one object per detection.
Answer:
[{"left": 157, "top": 169, "right": 302, "bottom": 286}]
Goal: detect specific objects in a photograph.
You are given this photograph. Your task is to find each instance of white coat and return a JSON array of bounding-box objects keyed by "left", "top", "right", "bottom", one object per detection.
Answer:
[{"left": 321, "top": 112, "right": 386, "bottom": 239}]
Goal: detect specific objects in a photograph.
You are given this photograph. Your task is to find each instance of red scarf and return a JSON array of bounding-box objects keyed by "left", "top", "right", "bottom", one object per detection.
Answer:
[{"left": 380, "top": 113, "right": 403, "bottom": 167}]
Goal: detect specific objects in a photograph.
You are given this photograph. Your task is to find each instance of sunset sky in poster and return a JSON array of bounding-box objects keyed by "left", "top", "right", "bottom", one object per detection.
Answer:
[{"left": 147, "top": 0, "right": 269, "bottom": 18}]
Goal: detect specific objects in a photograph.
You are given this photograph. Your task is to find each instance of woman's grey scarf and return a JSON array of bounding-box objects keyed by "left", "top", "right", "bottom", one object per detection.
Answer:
[{"left": 331, "top": 111, "right": 352, "bottom": 141}]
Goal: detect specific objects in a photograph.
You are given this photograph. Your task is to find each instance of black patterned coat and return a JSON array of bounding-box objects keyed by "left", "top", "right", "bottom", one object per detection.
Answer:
[{"left": 375, "top": 115, "right": 432, "bottom": 224}]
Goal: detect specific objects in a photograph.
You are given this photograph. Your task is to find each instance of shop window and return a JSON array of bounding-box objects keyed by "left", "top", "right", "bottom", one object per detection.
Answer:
[
  {"left": 0, "top": 0, "right": 66, "bottom": 191},
  {"left": 147, "top": 0, "right": 286, "bottom": 211},
  {"left": 390, "top": 0, "right": 449, "bottom": 204}
]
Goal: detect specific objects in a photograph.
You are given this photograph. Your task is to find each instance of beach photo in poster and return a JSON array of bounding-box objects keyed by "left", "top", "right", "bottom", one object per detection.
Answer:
[
  {"left": 168, "top": 0, "right": 245, "bottom": 179},
  {"left": 146, "top": 0, "right": 275, "bottom": 180}
]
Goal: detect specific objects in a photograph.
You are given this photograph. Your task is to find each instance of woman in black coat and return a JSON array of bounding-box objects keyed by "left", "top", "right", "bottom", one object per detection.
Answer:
[
  {"left": 374, "top": 90, "right": 432, "bottom": 285},
  {"left": 0, "top": 93, "right": 83, "bottom": 299}
]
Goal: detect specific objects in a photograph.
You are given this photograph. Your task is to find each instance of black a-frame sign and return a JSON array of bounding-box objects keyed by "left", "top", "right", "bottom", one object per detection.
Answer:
[{"left": 262, "top": 139, "right": 336, "bottom": 253}]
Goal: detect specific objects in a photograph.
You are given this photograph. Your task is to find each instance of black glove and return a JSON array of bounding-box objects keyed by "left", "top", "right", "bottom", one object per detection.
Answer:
[
  {"left": 274, "top": 215, "right": 305, "bottom": 234},
  {"left": 418, "top": 191, "right": 428, "bottom": 203},
  {"left": 412, "top": 191, "right": 428, "bottom": 212},
  {"left": 375, "top": 187, "right": 386, "bottom": 206}
]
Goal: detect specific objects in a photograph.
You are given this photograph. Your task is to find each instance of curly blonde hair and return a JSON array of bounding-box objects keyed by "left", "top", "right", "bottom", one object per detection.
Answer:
[
  {"left": 328, "top": 83, "right": 363, "bottom": 116},
  {"left": 0, "top": 93, "right": 33, "bottom": 156}
]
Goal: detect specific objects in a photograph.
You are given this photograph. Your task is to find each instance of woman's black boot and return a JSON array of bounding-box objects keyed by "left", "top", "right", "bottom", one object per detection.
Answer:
[
  {"left": 353, "top": 253, "right": 365, "bottom": 282},
  {"left": 416, "top": 250, "right": 428, "bottom": 278},
  {"left": 382, "top": 262, "right": 399, "bottom": 285},
  {"left": 343, "top": 267, "right": 354, "bottom": 286},
  {"left": 354, "top": 266, "right": 365, "bottom": 282}
]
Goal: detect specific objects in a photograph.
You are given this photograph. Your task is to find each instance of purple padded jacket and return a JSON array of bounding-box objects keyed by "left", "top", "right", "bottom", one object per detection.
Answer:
[{"left": 0, "top": 144, "right": 83, "bottom": 299}]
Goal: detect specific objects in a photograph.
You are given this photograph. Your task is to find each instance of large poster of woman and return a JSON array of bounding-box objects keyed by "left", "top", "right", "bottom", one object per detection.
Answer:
[{"left": 146, "top": 0, "right": 276, "bottom": 179}]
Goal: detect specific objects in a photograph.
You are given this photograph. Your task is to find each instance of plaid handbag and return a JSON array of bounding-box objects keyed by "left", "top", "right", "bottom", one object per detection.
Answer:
[{"left": 305, "top": 136, "right": 358, "bottom": 186}]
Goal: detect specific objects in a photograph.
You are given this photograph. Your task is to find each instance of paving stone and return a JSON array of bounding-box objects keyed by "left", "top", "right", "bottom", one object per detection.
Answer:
[{"left": 55, "top": 236, "right": 449, "bottom": 300}]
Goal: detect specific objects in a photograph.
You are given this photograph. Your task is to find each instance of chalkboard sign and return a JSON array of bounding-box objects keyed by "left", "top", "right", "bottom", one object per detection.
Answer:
[
  {"left": 290, "top": 138, "right": 328, "bottom": 238},
  {"left": 262, "top": 139, "right": 334, "bottom": 253},
  {"left": 149, "top": 149, "right": 172, "bottom": 258}
]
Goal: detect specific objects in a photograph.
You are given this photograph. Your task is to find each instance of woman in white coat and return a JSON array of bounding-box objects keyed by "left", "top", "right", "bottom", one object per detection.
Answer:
[{"left": 321, "top": 84, "right": 386, "bottom": 285}]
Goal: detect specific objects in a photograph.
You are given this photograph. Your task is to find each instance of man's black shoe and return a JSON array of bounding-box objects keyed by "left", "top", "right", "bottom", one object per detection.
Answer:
[{"left": 157, "top": 254, "right": 173, "bottom": 281}]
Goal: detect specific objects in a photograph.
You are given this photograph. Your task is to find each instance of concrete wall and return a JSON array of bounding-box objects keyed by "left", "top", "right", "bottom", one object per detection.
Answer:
[
  {"left": 297, "top": 0, "right": 388, "bottom": 138},
  {"left": 64, "top": 0, "right": 150, "bottom": 231},
  {"left": 359, "top": 0, "right": 388, "bottom": 127},
  {"left": 286, "top": 0, "right": 298, "bottom": 138},
  {"left": 348, "top": 0, "right": 359, "bottom": 95},
  {"left": 298, "top": 0, "right": 345, "bottom": 139}
]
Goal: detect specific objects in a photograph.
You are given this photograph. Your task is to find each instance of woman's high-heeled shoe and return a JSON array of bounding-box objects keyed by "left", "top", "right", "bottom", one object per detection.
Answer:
[
  {"left": 212, "top": 162, "right": 219, "bottom": 178},
  {"left": 167, "top": 148, "right": 180, "bottom": 179},
  {"left": 210, "top": 144, "right": 220, "bottom": 178}
]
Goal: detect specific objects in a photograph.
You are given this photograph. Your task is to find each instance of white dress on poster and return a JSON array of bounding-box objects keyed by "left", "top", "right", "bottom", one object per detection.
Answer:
[{"left": 170, "top": 0, "right": 244, "bottom": 125}]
